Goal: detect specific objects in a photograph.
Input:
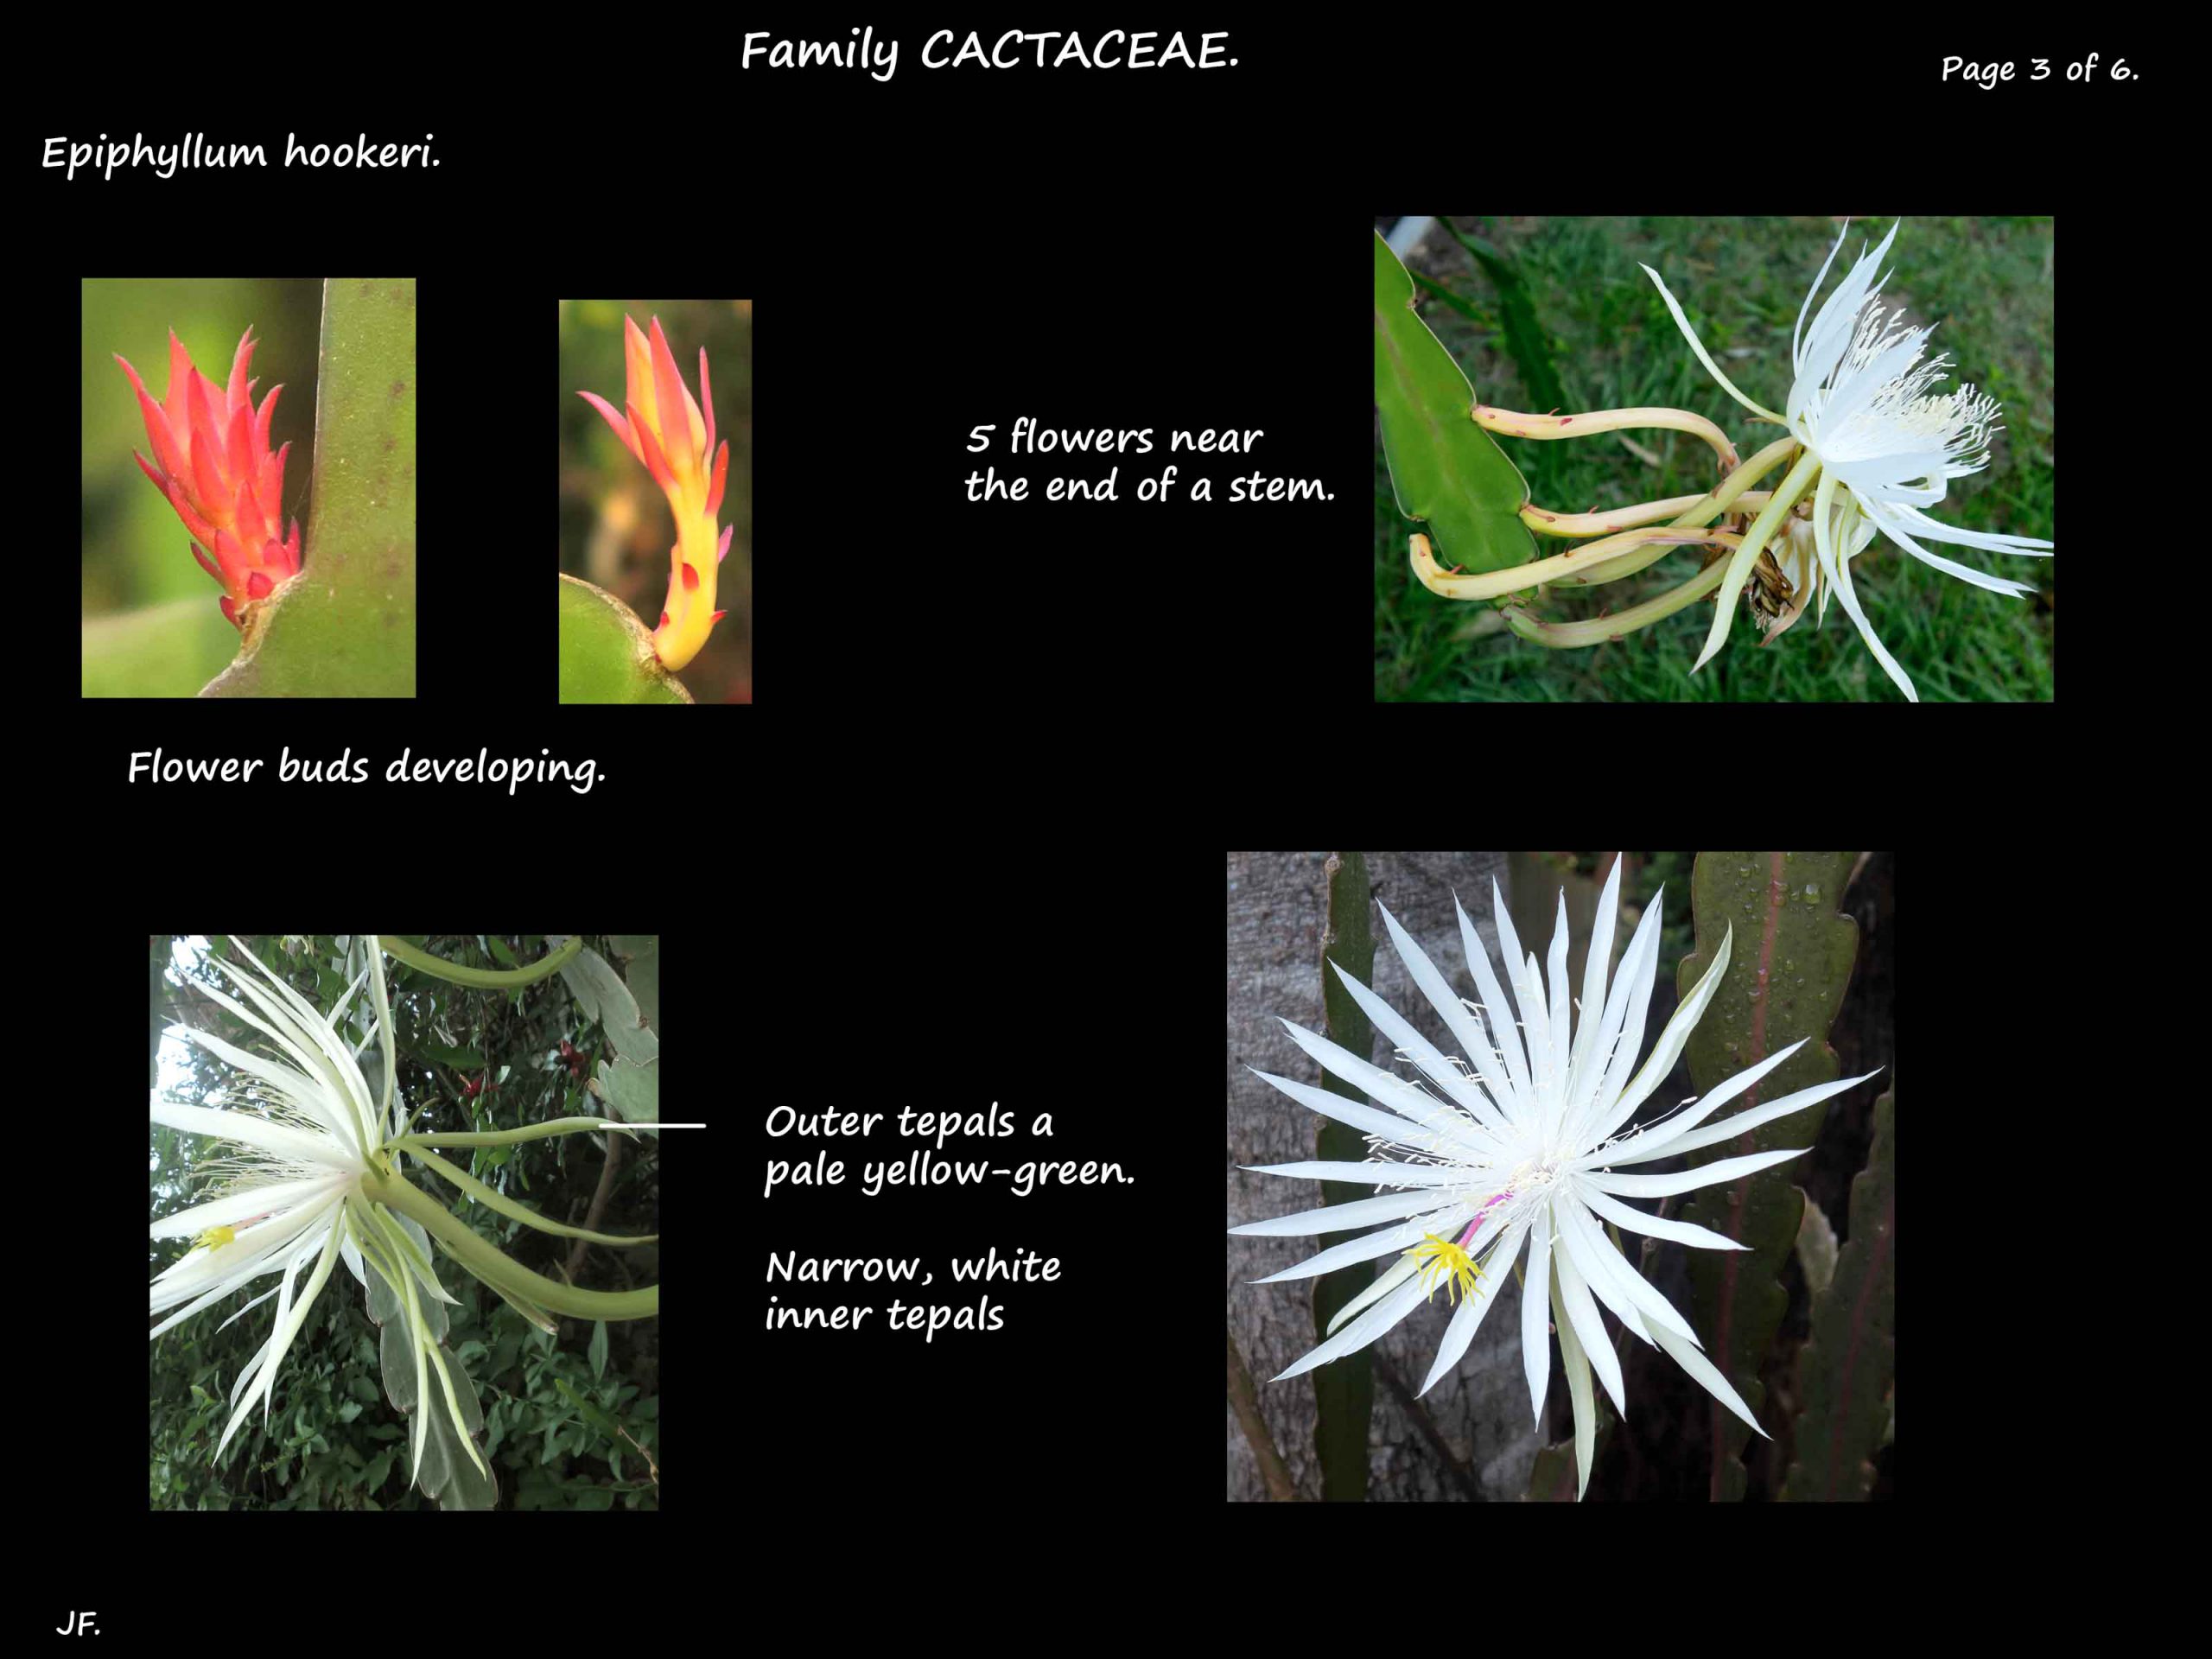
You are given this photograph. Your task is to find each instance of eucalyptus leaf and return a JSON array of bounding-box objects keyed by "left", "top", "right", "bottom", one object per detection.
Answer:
[
  {"left": 607, "top": 937, "right": 660, "bottom": 1033},
  {"left": 595, "top": 1057, "right": 659, "bottom": 1128},
  {"left": 560, "top": 947, "right": 659, "bottom": 1066}
]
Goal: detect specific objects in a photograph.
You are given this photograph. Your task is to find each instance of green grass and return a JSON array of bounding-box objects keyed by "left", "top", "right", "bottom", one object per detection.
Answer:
[{"left": 1376, "top": 216, "right": 2054, "bottom": 702}]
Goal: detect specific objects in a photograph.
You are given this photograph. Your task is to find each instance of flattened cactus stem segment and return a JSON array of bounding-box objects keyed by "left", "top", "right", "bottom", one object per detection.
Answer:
[{"left": 1371, "top": 231, "right": 1535, "bottom": 578}]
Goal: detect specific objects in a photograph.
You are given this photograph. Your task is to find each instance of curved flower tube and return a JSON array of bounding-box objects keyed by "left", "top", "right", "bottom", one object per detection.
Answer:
[
  {"left": 116, "top": 327, "right": 301, "bottom": 632},
  {"left": 1555, "top": 435, "right": 1799, "bottom": 581},
  {"left": 1474, "top": 401, "right": 1740, "bottom": 475},
  {"left": 578, "top": 315, "right": 732, "bottom": 671},
  {"left": 1414, "top": 525, "right": 1735, "bottom": 603},
  {"left": 1230, "top": 859, "right": 1882, "bottom": 1498},
  {"left": 1643, "top": 219, "right": 2053, "bottom": 700},
  {"left": 380, "top": 932, "right": 580, "bottom": 989},
  {"left": 1521, "top": 491, "right": 1774, "bottom": 541},
  {"left": 1413, "top": 434, "right": 1799, "bottom": 622},
  {"left": 1502, "top": 553, "right": 1737, "bottom": 648}
]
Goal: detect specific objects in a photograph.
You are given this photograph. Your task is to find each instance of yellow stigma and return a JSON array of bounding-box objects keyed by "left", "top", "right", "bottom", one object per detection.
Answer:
[
  {"left": 1409, "top": 1232, "right": 1486, "bottom": 1305},
  {"left": 192, "top": 1224, "right": 238, "bottom": 1253}
]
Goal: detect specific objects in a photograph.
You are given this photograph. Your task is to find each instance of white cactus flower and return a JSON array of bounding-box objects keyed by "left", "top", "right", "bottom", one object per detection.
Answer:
[
  {"left": 150, "top": 935, "right": 481, "bottom": 1491},
  {"left": 1230, "top": 859, "right": 1880, "bottom": 1499},
  {"left": 1643, "top": 219, "right": 2052, "bottom": 701}
]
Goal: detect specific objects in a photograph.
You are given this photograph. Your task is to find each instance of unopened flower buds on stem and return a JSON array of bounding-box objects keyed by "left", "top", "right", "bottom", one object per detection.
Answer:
[
  {"left": 116, "top": 327, "right": 301, "bottom": 632},
  {"left": 578, "top": 315, "right": 732, "bottom": 671}
]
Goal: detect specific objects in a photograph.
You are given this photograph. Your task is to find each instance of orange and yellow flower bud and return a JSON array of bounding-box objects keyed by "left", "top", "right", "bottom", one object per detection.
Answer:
[
  {"left": 116, "top": 326, "right": 302, "bottom": 632},
  {"left": 577, "top": 315, "right": 732, "bottom": 671}
]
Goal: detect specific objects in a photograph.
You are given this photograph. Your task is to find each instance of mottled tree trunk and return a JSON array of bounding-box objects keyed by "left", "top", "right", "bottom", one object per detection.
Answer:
[{"left": 1227, "top": 851, "right": 1538, "bottom": 1502}]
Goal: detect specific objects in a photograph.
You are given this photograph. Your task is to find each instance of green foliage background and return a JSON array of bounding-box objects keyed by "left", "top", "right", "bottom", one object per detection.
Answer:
[{"left": 149, "top": 935, "right": 660, "bottom": 1511}]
